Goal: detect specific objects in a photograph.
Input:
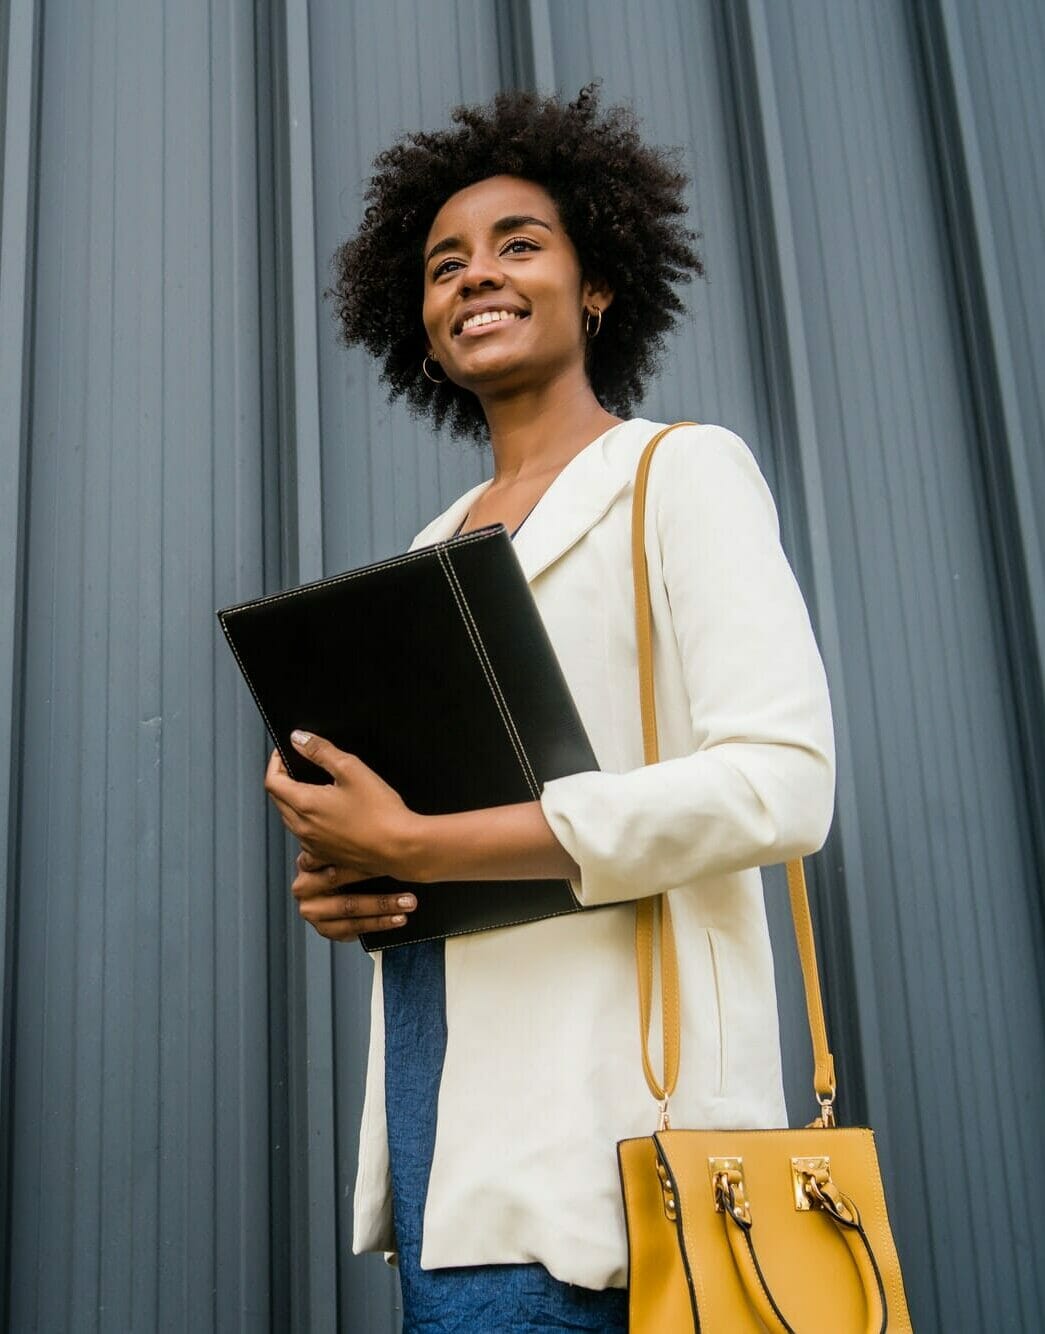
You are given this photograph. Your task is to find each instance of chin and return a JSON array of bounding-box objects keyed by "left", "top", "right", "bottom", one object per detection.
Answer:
[{"left": 451, "top": 356, "right": 529, "bottom": 388}]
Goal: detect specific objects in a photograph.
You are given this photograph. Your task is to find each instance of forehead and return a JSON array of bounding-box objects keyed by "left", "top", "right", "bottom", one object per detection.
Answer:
[{"left": 424, "top": 176, "right": 560, "bottom": 245}]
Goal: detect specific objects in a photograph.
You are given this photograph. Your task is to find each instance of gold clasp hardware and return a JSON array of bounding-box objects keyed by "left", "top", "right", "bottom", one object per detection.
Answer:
[
  {"left": 655, "top": 1158, "right": 678, "bottom": 1223},
  {"left": 657, "top": 1098, "right": 671, "bottom": 1130},
  {"left": 791, "top": 1156, "right": 831, "bottom": 1211},
  {"left": 708, "top": 1157, "right": 751, "bottom": 1225},
  {"left": 807, "top": 1091, "right": 836, "bottom": 1129},
  {"left": 791, "top": 1157, "right": 858, "bottom": 1225}
]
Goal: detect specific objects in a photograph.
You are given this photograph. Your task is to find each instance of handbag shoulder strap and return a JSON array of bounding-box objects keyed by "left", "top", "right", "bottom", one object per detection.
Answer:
[{"left": 632, "top": 423, "right": 837, "bottom": 1123}]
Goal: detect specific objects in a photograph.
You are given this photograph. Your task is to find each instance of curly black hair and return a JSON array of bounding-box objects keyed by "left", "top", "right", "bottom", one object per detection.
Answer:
[{"left": 328, "top": 83, "right": 704, "bottom": 441}]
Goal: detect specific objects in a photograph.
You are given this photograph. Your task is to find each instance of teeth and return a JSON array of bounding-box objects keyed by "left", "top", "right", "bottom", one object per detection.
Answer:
[{"left": 460, "top": 309, "right": 520, "bottom": 332}]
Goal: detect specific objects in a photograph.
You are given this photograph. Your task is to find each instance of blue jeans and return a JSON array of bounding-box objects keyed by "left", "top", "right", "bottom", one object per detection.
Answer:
[{"left": 382, "top": 939, "right": 629, "bottom": 1334}]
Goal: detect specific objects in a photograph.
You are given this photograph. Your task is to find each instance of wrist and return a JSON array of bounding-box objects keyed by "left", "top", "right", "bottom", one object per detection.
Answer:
[{"left": 390, "top": 810, "right": 436, "bottom": 883}]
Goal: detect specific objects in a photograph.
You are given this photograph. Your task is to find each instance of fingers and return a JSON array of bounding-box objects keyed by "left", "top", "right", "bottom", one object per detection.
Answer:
[
  {"left": 309, "top": 913, "right": 408, "bottom": 942},
  {"left": 269, "top": 791, "right": 305, "bottom": 838},
  {"left": 290, "top": 729, "right": 353, "bottom": 781},
  {"left": 298, "top": 888, "right": 416, "bottom": 922},
  {"left": 297, "top": 888, "right": 417, "bottom": 941},
  {"left": 296, "top": 848, "right": 331, "bottom": 875},
  {"left": 264, "top": 750, "right": 309, "bottom": 827},
  {"left": 291, "top": 862, "right": 369, "bottom": 899}
]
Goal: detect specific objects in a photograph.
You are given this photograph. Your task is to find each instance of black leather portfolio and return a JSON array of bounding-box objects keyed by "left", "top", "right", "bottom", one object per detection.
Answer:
[{"left": 217, "top": 525, "right": 599, "bottom": 950}]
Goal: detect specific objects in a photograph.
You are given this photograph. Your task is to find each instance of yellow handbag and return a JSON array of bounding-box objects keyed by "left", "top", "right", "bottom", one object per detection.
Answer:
[{"left": 617, "top": 424, "right": 913, "bottom": 1332}]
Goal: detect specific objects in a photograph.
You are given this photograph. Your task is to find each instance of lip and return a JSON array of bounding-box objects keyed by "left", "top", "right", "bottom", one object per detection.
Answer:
[{"left": 452, "top": 302, "right": 529, "bottom": 337}]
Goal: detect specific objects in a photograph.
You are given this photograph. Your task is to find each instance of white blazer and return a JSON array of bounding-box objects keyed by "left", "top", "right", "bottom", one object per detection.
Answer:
[{"left": 352, "top": 418, "right": 836, "bottom": 1290}]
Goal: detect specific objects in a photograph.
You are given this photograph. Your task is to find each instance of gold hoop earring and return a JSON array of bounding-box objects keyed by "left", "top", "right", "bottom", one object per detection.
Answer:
[
  {"left": 584, "top": 307, "right": 603, "bottom": 339},
  {"left": 422, "top": 355, "right": 447, "bottom": 384}
]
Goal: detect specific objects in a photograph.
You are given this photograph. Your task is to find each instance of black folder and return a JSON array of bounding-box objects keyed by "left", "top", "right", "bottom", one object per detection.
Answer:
[{"left": 217, "top": 525, "right": 599, "bottom": 950}]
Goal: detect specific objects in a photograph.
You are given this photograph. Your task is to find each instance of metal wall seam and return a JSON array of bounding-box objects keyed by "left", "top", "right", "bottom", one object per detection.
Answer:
[
  {"left": 915, "top": 0, "right": 1045, "bottom": 879},
  {"left": 719, "top": 0, "right": 889, "bottom": 1133},
  {"left": 281, "top": 0, "right": 339, "bottom": 1329},
  {"left": 527, "top": 0, "right": 556, "bottom": 91},
  {"left": 0, "top": 0, "right": 40, "bottom": 1313},
  {"left": 495, "top": 0, "right": 556, "bottom": 95}
]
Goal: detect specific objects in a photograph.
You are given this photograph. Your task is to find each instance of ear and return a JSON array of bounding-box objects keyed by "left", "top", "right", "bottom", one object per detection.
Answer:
[{"left": 581, "top": 277, "right": 614, "bottom": 314}]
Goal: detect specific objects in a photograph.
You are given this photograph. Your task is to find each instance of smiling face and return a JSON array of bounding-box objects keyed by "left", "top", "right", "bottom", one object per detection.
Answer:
[{"left": 421, "top": 175, "right": 611, "bottom": 399}]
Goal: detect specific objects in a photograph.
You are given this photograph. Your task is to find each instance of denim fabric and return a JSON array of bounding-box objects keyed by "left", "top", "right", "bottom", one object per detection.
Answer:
[{"left": 382, "top": 937, "right": 629, "bottom": 1334}]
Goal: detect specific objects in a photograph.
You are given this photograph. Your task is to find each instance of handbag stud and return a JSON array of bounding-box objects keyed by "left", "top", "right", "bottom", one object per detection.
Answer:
[{"left": 654, "top": 1158, "right": 678, "bottom": 1222}]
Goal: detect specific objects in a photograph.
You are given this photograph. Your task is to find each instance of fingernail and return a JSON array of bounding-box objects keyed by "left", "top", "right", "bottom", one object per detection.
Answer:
[
  {"left": 291, "top": 729, "right": 312, "bottom": 746},
  {"left": 397, "top": 895, "right": 416, "bottom": 909},
  {"left": 391, "top": 915, "right": 406, "bottom": 925}
]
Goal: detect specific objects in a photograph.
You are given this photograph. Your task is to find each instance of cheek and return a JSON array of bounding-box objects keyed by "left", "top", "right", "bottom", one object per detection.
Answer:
[
  {"left": 540, "top": 272, "right": 584, "bottom": 338},
  {"left": 544, "top": 291, "right": 585, "bottom": 350},
  {"left": 421, "top": 289, "right": 448, "bottom": 349},
  {"left": 421, "top": 298, "right": 437, "bottom": 347}
]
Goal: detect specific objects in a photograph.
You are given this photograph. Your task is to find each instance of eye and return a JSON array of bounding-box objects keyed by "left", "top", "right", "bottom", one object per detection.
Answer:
[
  {"left": 501, "top": 237, "right": 539, "bottom": 256},
  {"left": 432, "top": 257, "right": 464, "bottom": 280}
]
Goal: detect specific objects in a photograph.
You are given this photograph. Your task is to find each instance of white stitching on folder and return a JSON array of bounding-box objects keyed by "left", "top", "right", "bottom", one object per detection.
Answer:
[
  {"left": 435, "top": 547, "right": 540, "bottom": 800},
  {"left": 367, "top": 542, "right": 588, "bottom": 946},
  {"left": 433, "top": 548, "right": 582, "bottom": 915},
  {"left": 439, "top": 547, "right": 541, "bottom": 796},
  {"left": 218, "top": 529, "right": 496, "bottom": 614},
  {"left": 218, "top": 618, "right": 293, "bottom": 773},
  {"left": 442, "top": 549, "right": 541, "bottom": 794},
  {"left": 364, "top": 902, "right": 583, "bottom": 951}
]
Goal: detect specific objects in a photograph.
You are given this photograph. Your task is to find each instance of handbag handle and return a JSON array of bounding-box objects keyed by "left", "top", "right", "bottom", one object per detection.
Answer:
[
  {"left": 713, "top": 1163, "right": 888, "bottom": 1334},
  {"left": 632, "top": 423, "right": 837, "bottom": 1121}
]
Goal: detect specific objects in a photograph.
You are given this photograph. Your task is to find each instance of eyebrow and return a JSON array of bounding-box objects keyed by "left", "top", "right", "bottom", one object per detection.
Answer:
[{"left": 424, "top": 214, "right": 553, "bottom": 267}]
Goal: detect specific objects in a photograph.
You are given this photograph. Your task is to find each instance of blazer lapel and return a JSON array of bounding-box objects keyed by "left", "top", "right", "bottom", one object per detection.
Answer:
[
  {"left": 509, "top": 426, "right": 634, "bottom": 582},
  {"left": 408, "top": 420, "right": 642, "bottom": 581},
  {"left": 408, "top": 479, "right": 492, "bottom": 551}
]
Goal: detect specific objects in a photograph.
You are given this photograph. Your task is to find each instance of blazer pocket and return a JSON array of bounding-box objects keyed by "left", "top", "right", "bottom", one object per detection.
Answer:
[{"left": 703, "top": 927, "right": 727, "bottom": 1097}]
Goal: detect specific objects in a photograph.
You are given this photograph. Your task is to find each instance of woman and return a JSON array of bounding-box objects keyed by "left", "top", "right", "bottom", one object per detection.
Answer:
[{"left": 265, "top": 86, "right": 835, "bottom": 1332}]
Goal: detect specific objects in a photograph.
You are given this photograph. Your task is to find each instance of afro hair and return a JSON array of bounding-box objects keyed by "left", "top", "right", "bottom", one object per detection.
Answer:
[{"left": 328, "top": 83, "right": 704, "bottom": 441}]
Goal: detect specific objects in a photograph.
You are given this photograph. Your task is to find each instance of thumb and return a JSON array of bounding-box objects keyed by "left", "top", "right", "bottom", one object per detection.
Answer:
[{"left": 290, "top": 729, "right": 345, "bottom": 778}]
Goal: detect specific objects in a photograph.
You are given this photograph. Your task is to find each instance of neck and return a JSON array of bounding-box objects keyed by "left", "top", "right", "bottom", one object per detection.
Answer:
[{"left": 476, "top": 366, "right": 623, "bottom": 483}]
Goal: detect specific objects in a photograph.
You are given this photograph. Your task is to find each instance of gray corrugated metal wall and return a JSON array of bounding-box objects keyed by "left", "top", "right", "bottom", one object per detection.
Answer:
[{"left": 0, "top": 2, "right": 1041, "bottom": 1331}]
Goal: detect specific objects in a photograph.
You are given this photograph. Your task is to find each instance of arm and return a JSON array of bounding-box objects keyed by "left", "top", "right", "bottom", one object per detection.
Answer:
[
  {"left": 265, "top": 737, "right": 579, "bottom": 884},
  {"left": 537, "top": 425, "right": 836, "bottom": 906}
]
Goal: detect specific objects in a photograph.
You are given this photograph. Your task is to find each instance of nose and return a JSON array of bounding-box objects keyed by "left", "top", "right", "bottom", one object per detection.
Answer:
[{"left": 457, "top": 247, "right": 505, "bottom": 295}]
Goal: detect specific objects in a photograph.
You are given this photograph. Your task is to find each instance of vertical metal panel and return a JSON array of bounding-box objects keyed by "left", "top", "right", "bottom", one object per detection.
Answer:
[
  {"left": 496, "top": 0, "right": 556, "bottom": 92},
  {"left": 949, "top": 0, "right": 1045, "bottom": 536},
  {"left": 278, "top": 2, "right": 340, "bottom": 1330},
  {"left": 253, "top": 4, "right": 295, "bottom": 1325},
  {"left": 0, "top": 0, "right": 40, "bottom": 1322},
  {"left": 5, "top": 2, "right": 283, "bottom": 1329},
  {"left": 916, "top": 0, "right": 1045, "bottom": 920}
]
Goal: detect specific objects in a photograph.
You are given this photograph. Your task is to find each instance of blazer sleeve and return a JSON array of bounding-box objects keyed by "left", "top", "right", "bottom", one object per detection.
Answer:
[{"left": 538, "top": 425, "right": 836, "bottom": 907}]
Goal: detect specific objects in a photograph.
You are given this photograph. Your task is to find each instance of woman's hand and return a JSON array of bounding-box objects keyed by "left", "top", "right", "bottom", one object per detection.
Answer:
[
  {"left": 265, "top": 729, "right": 423, "bottom": 940},
  {"left": 265, "top": 727, "right": 580, "bottom": 942},
  {"left": 265, "top": 730, "right": 420, "bottom": 875},
  {"left": 291, "top": 848, "right": 417, "bottom": 942}
]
